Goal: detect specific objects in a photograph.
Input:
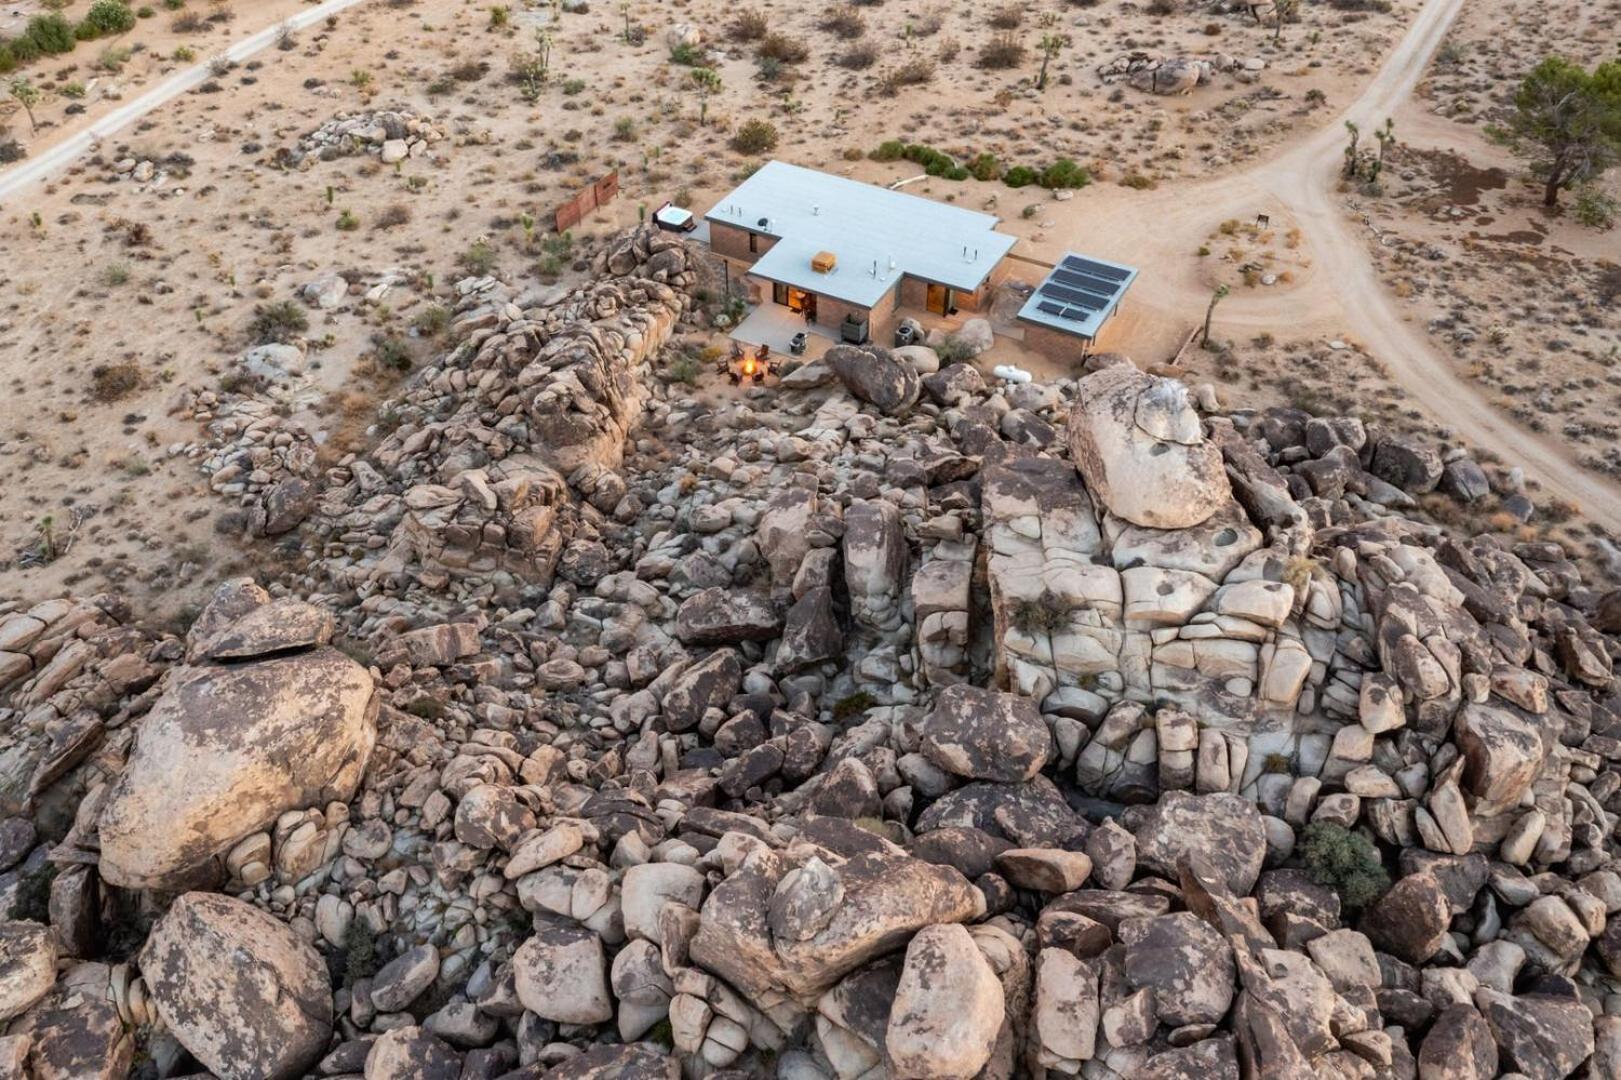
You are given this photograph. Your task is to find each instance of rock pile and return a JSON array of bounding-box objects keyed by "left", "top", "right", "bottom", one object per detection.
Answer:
[
  {"left": 1097, "top": 52, "right": 1268, "bottom": 95},
  {"left": 5, "top": 227, "right": 1621, "bottom": 1080},
  {"left": 282, "top": 108, "right": 446, "bottom": 167}
]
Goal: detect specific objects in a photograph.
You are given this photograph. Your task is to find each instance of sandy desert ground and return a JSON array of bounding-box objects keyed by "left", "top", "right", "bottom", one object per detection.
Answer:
[{"left": 2, "top": 0, "right": 1618, "bottom": 617}]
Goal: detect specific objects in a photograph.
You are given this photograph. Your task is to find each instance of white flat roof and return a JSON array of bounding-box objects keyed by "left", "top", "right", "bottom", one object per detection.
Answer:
[{"left": 704, "top": 160, "right": 1018, "bottom": 309}]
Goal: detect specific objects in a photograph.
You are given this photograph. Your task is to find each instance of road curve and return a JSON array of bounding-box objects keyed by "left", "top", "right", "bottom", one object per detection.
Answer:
[
  {"left": 1255, "top": 0, "right": 1621, "bottom": 533},
  {"left": 0, "top": 0, "right": 373, "bottom": 203}
]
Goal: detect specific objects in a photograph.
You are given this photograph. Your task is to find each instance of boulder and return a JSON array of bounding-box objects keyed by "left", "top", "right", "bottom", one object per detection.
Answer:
[
  {"left": 674, "top": 589, "right": 781, "bottom": 646},
  {"left": 827, "top": 344, "right": 920, "bottom": 414},
  {"left": 919, "top": 684, "right": 1052, "bottom": 783},
  {"left": 513, "top": 925, "right": 613, "bottom": 1024},
  {"left": 1371, "top": 437, "right": 1444, "bottom": 494},
  {"left": 1120, "top": 912, "right": 1235, "bottom": 1026},
  {"left": 98, "top": 647, "right": 376, "bottom": 891},
  {"left": 142, "top": 893, "right": 333, "bottom": 1080},
  {"left": 363, "top": 1026, "right": 462, "bottom": 1080},
  {"left": 884, "top": 924, "right": 1004, "bottom": 1079},
  {"left": 1477, "top": 990, "right": 1594, "bottom": 1080},
  {"left": 1418, "top": 1004, "right": 1497, "bottom": 1080},
  {"left": 1066, "top": 363, "right": 1231, "bottom": 529},
  {"left": 1132, "top": 791, "right": 1265, "bottom": 896},
  {"left": 1360, "top": 871, "right": 1450, "bottom": 965},
  {"left": 0, "top": 921, "right": 55, "bottom": 1022},
  {"left": 689, "top": 847, "right": 981, "bottom": 1001}
]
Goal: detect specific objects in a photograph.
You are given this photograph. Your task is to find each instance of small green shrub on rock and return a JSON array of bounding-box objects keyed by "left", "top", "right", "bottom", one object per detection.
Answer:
[{"left": 1300, "top": 821, "right": 1390, "bottom": 914}]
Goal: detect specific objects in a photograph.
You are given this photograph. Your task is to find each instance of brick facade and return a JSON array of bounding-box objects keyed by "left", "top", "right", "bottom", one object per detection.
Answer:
[{"left": 1021, "top": 320, "right": 1092, "bottom": 367}]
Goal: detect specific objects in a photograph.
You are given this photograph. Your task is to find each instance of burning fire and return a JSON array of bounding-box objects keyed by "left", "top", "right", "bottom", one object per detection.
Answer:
[{"left": 740, "top": 356, "right": 758, "bottom": 378}]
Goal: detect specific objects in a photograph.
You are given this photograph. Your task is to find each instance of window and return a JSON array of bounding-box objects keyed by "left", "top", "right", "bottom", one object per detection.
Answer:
[{"left": 748, "top": 232, "right": 760, "bottom": 254}]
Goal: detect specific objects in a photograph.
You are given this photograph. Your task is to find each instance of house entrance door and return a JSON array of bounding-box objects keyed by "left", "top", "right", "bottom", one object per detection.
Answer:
[{"left": 926, "top": 282, "right": 950, "bottom": 315}]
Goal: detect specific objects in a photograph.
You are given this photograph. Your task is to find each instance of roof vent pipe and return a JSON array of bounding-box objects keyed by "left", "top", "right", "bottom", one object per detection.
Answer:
[{"left": 812, "top": 204, "right": 820, "bottom": 215}]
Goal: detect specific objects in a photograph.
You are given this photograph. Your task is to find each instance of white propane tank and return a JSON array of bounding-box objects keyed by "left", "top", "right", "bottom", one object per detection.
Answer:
[{"left": 993, "top": 364, "right": 1033, "bottom": 384}]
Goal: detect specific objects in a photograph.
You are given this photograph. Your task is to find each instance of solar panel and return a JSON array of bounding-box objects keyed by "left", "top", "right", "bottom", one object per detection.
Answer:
[
  {"left": 1047, "top": 271, "right": 1115, "bottom": 302},
  {"left": 1062, "top": 255, "right": 1131, "bottom": 283},
  {"left": 1037, "top": 300, "right": 1067, "bottom": 317},
  {"left": 1039, "top": 284, "right": 1104, "bottom": 310},
  {"left": 1061, "top": 306, "right": 1091, "bottom": 322}
]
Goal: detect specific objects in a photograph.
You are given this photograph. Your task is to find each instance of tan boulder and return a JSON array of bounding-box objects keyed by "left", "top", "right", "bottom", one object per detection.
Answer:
[
  {"left": 99, "top": 647, "right": 376, "bottom": 890},
  {"left": 0, "top": 921, "right": 55, "bottom": 1022},
  {"left": 141, "top": 893, "right": 332, "bottom": 1080},
  {"left": 1066, "top": 363, "right": 1231, "bottom": 529}
]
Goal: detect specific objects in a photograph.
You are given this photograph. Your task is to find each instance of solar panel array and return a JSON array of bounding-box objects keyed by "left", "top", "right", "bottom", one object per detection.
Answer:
[{"left": 1035, "top": 256, "right": 1133, "bottom": 325}]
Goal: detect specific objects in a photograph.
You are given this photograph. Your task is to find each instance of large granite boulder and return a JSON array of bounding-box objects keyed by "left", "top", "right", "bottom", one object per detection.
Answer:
[
  {"left": 674, "top": 588, "right": 782, "bottom": 646},
  {"left": 919, "top": 684, "right": 1053, "bottom": 783},
  {"left": 690, "top": 844, "right": 981, "bottom": 1002},
  {"left": 98, "top": 645, "right": 377, "bottom": 891},
  {"left": 827, "top": 344, "right": 920, "bottom": 414},
  {"left": 1066, "top": 363, "right": 1230, "bottom": 528},
  {"left": 0, "top": 921, "right": 55, "bottom": 1022},
  {"left": 141, "top": 893, "right": 333, "bottom": 1080},
  {"left": 884, "top": 924, "right": 1004, "bottom": 1078},
  {"left": 1131, "top": 791, "right": 1265, "bottom": 896}
]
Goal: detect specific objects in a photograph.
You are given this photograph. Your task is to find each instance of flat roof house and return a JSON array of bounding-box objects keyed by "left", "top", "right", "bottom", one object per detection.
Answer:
[{"left": 704, "top": 161, "right": 1019, "bottom": 345}]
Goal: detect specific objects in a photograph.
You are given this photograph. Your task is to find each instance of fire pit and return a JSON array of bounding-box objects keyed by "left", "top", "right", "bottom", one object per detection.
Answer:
[{"left": 727, "top": 343, "right": 773, "bottom": 387}]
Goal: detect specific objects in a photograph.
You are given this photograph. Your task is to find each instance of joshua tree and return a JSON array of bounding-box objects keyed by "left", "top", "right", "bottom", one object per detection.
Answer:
[
  {"left": 1341, "top": 120, "right": 1360, "bottom": 179},
  {"left": 8, "top": 79, "right": 40, "bottom": 135},
  {"left": 1037, "top": 33, "right": 1069, "bottom": 92},
  {"left": 534, "top": 27, "right": 553, "bottom": 83},
  {"left": 1272, "top": 0, "right": 1298, "bottom": 45},
  {"left": 1372, "top": 117, "right": 1396, "bottom": 176},
  {"left": 690, "top": 66, "right": 722, "bottom": 125},
  {"left": 1201, "top": 283, "right": 1230, "bottom": 347}
]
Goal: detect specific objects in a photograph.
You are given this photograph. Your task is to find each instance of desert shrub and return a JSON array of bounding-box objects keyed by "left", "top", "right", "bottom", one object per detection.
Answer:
[
  {"left": 1002, "top": 164, "right": 1038, "bottom": 187},
  {"left": 755, "top": 55, "right": 784, "bottom": 82},
  {"left": 1573, "top": 187, "right": 1618, "bottom": 231},
  {"left": 1300, "top": 822, "right": 1390, "bottom": 914},
  {"left": 877, "top": 56, "right": 934, "bottom": 96},
  {"left": 1011, "top": 590, "right": 1075, "bottom": 635},
  {"left": 966, "top": 152, "right": 1001, "bottom": 181},
  {"left": 1040, "top": 158, "right": 1089, "bottom": 189},
  {"left": 728, "top": 8, "right": 768, "bottom": 41},
  {"left": 977, "top": 31, "right": 1024, "bottom": 69},
  {"left": 869, "top": 139, "right": 905, "bottom": 162},
  {"left": 1119, "top": 173, "right": 1155, "bottom": 189},
  {"left": 838, "top": 40, "right": 877, "bottom": 69},
  {"left": 374, "top": 203, "right": 411, "bottom": 229},
  {"left": 91, "top": 361, "right": 142, "bottom": 401},
  {"left": 78, "top": 0, "right": 136, "bottom": 37},
  {"left": 756, "top": 32, "right": 807, "bottom": 63},
  {"left": 459, "top": 239, "right": 498, "bottom": 275},
  {"left": 335, "top": 208, "right": 359, "bottom": 231},
  {"left": 1146, "top": 0, "right": 1174, "bottom": 13},
  {"left": 934, "top": 333, "right": 977, "bottom": 363},
  {"left": 832, "top": 691, "right": 876, "bottom": 720},
  {"left": 893, "top": 142, "right": 964, "bottom": 179},
  {"left": 987, "top": 3, "right": 1020, "bottom": 28},
  {"left": 731, "top": 118, "right": 778, "bottom": 154},
  {"left": 664, "top": 354, "right": 701, "bottom": 385},
  {"left": 373, "top": 335, "right": 412, "bottom": 372},
  {"left": 248, "top": 299, "right": 309, "bottom": 344},
  {"left": 341, "top": 919, "right": 381, "bottom": 985},
  {"left": 0, "top": 139, "right": 24, "bottom": 163},
  {"left": 668, "top": 41, "right": 704, "bottom": 65},
  {"left": 414, "top": 305, "right": 450, "bottom": 336},
  {"left": 819, "top": 4, "right": 865, "bottom": 38},
  {"left": 25, "top": 13, "right": 76, "bottom": 53}
]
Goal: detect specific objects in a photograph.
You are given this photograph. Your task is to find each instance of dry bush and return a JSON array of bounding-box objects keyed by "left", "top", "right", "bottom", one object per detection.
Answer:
[
  {"left": 977, "top": 31, "right": 1025, "bottom": 69},
  {"left": 819, "top": 5, "right": 866, "bottom": 38},
  {"left": 374, "top": 203, "right": 412, "bottom": 229},
  {"left": 878, "top": 56, "right": 934, "bottom": 95},
  {"left": 757, "top": 32, "right": 809, "bottom": 63},
  {"left": 728, "top": 8, "right": 768, "bottom": 40},
  {"left": 911, "top": 6, "right": 944, "bottom": 35},
  {"left": 91, "top": 362, "right": 142, "bottom": 402},
  {"left": 837, "top": 40, "right": 878, "bottom": 69},
  {"left": 988, "top": 4, "right": 1021, "bottom": 28}
]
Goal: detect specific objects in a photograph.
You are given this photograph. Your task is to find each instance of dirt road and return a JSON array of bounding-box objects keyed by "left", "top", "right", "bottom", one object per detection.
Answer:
[
  {"left": 1027, "top": 0, "right": 1621, "bottom": 533},
  {"left": 0, "top": 0, "right": 372, "bottom": 204}
]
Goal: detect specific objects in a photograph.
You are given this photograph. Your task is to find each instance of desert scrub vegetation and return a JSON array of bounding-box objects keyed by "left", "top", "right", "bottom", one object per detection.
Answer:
[
  {"left": 977, "top": 31, "right": 1025, "bottom": 70},
  {"left": 731, "top": 119, "right": 778, "bottom": 155},
  {"left": 727, "top": 8, "right": 767, "bottom": 42},
  {"left": 819, "top": 4, "right": 866, "bottom": 39},
  {"left": 1299, "top": 822, "right": 1390, "bottom": 914},
  {"left": 0, "top": 0, "right": 133, "bottom": 74},
  {"left": 91, "top": 361, "right": 143, "bottom": 402},
  {"left": 1010, "top": 591, "right": 1079, "bottom": 636},
  {"left": 876, "top": 57, "right": 934, "bottom": 96},
  {"left": 756, "top": 33, "right": 808, "bottom": 65},
  {"left": 248, "top": 301, "right": 309, "bottom": 345}
]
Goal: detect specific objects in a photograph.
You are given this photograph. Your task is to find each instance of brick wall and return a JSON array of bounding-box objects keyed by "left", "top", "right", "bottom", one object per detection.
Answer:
[
  {"left": 709, "top": 221, "right": 776, "bottom": 263},
  {"left": 1021, "top": 320, "right": 1091, "bottom": 367}
]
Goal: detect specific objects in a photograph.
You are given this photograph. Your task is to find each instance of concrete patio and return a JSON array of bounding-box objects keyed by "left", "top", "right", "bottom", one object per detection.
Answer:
[{"left": 730, "top": 303, "right": 839, "bottom": 360}]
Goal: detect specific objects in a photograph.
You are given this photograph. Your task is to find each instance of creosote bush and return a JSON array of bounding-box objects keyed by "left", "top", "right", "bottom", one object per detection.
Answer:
[
  {"left": 731, "top": 118, "right": 778, "bottom": 154},
  {"left": 248, "top": 300, "right": 309, "bottom": 345}
]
